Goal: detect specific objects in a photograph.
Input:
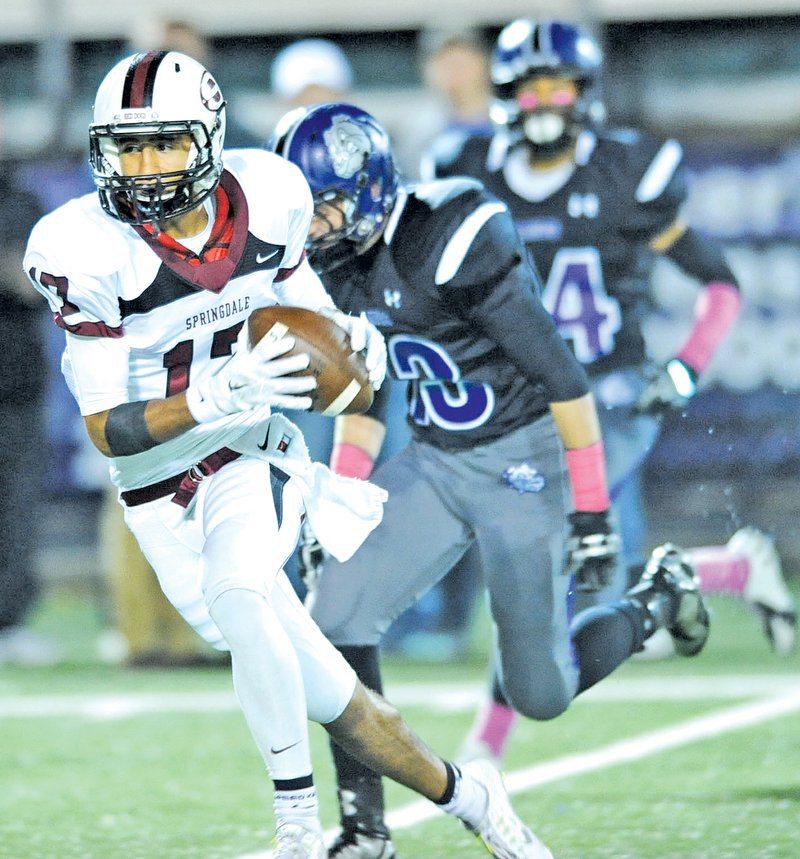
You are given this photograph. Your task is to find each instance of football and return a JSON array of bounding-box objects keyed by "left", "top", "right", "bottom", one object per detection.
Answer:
[{"left": 247, "top": 305, "right": 374, "bottom": 416}]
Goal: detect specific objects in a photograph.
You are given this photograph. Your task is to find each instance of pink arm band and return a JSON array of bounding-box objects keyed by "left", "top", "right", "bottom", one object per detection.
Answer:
[
  {"left": 330, "top": 442, "right": 375, "bottom": 480},
  {"left": 565, "top": 441, "right": 611, "bottom": 513},
  {"left": 675, "top": 281, "right": 741, "bottom": 374}
]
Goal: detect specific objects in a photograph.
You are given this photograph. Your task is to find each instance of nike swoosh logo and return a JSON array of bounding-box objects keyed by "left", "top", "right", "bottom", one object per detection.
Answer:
[
  {"left": 270, "top": 740, "right": 301, "bottom": 755},
  {"left": 256, "top": 250, "right": 279, "bottom": 264},
  {"left": 257, "top": 425, "right": 270, "bottom": 450}
]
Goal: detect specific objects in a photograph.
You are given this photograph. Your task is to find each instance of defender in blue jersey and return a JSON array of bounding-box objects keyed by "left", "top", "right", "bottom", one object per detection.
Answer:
[
  {"left": 271, "top": 102, "right": 712, "bottom": 859},
  {"left": 424, "top": 19, "right": 795, "bottom": 770}
]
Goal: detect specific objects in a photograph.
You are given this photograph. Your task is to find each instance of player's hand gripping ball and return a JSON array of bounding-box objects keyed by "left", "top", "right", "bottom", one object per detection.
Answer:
[{"left": 247, "top": 306, "right": 374, "bottom": 416}]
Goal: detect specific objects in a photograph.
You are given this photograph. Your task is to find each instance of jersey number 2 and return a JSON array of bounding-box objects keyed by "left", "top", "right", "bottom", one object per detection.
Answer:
[{"left": 389, "top": 335, "right": 494, "bottom": 430}]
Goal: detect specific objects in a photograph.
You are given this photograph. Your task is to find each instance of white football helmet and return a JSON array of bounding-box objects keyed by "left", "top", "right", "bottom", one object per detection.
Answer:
[{"left": 89, "top": 50, "right": 226, "bottom": 225}]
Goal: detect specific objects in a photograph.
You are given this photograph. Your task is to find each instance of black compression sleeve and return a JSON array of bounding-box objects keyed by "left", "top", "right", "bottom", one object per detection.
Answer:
[
  {"left": 104, "top": 401, "right": 159, "bottom": 456},
  {"left": 665, "top": 227, "right": 738, "bottom": 286}
]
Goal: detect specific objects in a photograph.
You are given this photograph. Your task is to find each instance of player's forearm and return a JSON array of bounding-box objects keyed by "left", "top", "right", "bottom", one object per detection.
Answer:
[
  {"left": 549, "top": 392, "right": 602, "bottom": 450},
  {"left": 85, "top": 395, "right": 197, "bottom": 457},
  {"left": 549, "top": 392, "right": 610, "bottom": 513},
  {"left": 330, "top": 414, "right": 386, "bottom": 479}
]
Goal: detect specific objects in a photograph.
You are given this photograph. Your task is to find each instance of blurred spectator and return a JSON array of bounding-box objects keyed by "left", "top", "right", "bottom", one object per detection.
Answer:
[
  {"left": 0, "top": 105, "right": 62, "bottom": 667},
  {"left": 270, "top": 38, "right": 354, "bottom": 108},
  {"left": 420, "top": 28, "right": 493, "bottom": 138}
]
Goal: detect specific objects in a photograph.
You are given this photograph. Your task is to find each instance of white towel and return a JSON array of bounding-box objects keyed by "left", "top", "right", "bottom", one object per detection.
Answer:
[{"left": 230, "top": 413, "right": 387, "bottom": 561}]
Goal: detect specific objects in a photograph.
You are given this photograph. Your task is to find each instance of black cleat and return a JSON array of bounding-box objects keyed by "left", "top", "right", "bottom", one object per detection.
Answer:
[
  {"left": 327, "top": 827, "right": 396, "bottom": 859},
  {"left": 627, "top": 543, "right": 710, "bottom": 656}
]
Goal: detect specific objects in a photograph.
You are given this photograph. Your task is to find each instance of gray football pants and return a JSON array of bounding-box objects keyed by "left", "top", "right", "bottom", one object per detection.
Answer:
[{"left": 309, "top": 414, "right": 581, "bottom": 720}]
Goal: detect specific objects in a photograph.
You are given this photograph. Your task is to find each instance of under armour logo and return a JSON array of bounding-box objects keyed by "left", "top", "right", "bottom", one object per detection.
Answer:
[
  {"left": 256, "top": 249, "right": 279, "bottom": 264},
  {"left": 567, "top": 193, "right": 600, "bottom": 219},
  {"left": 384, "top": 287, "right": 402, "bottom": 309}
]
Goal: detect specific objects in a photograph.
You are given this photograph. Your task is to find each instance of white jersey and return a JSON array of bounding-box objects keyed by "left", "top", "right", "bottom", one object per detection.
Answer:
[{"left": 25, "top": 148, "right": 334, "bottom": 491}]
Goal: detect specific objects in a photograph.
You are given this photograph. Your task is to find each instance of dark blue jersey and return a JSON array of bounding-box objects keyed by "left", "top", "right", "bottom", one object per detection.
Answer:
[
  {"left": 316, "top": 179, "right": 589, "bottom": 451},
  {"left": 431, "top": 128, "right": 718, "bottom": 376}
]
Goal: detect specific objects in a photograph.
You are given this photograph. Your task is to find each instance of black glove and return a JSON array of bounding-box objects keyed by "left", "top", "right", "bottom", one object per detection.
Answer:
[
  {"left": 633, "top": 358, "right": 698, "bottom": 416},
  {"left": 297, "top": 520, "right": 326, "bottom": 591},
  {"left": 565, "top": 510, "right": 622, "bottom": 593}
]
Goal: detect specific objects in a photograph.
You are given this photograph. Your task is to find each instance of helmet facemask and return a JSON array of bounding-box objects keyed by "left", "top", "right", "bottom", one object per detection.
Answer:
[
  {"left": 499, "top": 76, "right": 589, "bottom": 157},
  {"left": 308, "top": 180, "right": 390, "bottom": 275},
  {"left": 90, "top": 118, "right": 222, "bottom": 225}
]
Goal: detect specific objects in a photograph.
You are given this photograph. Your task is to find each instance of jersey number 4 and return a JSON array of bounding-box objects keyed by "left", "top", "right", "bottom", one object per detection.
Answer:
[{"left": 540, "top": 248, "right": 621, "bottom": 363}]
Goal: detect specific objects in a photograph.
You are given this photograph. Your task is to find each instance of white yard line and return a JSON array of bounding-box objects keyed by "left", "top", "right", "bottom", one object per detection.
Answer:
[
  {"left": 233, "top": 687, "right": 800, "bottom": 859},
  {"left": 1, "top": 675, "right": 798, "bottom": 719}
]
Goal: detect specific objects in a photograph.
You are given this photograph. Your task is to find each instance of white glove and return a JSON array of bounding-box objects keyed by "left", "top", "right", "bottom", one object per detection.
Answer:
[
  {"left": 186, "top": 324, "right": 316, "bottom": 423},
  {"left": 323, "top": 308, "right": 387, "bottom": 390}
]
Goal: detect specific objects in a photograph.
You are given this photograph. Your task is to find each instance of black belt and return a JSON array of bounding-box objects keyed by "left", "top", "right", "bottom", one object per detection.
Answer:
[{"left": 120, "top": 447, "right": 242, "bottom": 508}]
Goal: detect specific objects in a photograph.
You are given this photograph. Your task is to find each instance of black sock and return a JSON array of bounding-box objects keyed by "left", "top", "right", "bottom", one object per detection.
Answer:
[{"left": 572, "top": 600, "right": 649, "bottom": 694}]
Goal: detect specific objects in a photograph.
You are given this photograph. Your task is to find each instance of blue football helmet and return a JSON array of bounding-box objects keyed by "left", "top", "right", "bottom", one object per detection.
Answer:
[
  {"left": 269, "top": 102, "right": 399, "bottom": 272},
  {"left": 490, "top": 19, "right": 603, "bottom": 154}
]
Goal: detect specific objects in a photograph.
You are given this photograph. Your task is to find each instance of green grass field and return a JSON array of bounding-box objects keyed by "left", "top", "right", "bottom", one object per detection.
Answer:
[{"left": 2, "top": 581, "right": 799, "bottom": 859}]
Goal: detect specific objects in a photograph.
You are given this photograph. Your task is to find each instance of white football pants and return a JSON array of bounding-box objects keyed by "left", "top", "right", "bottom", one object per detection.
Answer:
[{"left": 122, "top": 456, "right": 356, "bottom": 780}]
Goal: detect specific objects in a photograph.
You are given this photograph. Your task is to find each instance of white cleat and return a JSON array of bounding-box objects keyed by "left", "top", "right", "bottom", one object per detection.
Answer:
[
  {"left": 461, "top": 760, "right": 554, "bottom": 858},
  {"left": 728, "top": 528, "right": 797, "bottom": 656},
  {"left": 272, "top": 822, "right": 326, "bottom": 859}
]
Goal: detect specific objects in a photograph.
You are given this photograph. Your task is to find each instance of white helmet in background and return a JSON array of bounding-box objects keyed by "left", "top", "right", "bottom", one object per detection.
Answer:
[{"left": 89, "top": 50, "right": 226, "bottom": 224}]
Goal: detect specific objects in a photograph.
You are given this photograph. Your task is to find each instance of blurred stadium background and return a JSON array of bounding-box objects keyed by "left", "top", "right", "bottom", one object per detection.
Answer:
[{"left": 1, "top": 0, "right": 799, "bottom": 596}]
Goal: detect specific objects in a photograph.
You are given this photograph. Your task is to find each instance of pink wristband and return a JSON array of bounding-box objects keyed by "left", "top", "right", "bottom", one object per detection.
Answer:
[
  {"left": 330, "top": 442, "right": 375, "bottom": 480},
  {"left": 675, "top": 281, "right": 741, "bottom": 374},
  {"left": 565, "top": 441, "right": 611, "bottom": 512}
]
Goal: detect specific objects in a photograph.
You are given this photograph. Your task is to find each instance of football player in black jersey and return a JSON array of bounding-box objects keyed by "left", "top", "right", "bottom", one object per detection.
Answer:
[
  {"left": 423, "top": 18, "right": 796, "bottom": 767},
  {"left": 271, "top": 102, "right": 713, "bottom": 859}
]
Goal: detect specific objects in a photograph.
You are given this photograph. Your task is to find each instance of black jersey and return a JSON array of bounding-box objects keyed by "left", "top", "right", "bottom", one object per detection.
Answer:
[
  {"left": 317, "top": 179, "right": 588, "bottom": 451},
  {"left": 432, "top": 128, "right": 689, "bottom": 376}
]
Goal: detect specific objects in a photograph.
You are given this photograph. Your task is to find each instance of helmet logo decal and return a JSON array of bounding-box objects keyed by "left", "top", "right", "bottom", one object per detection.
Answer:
[
  {"left": 200, "top": 72, "right": 223, "bottom": 111},
  {"left": 323, "top": 115, "right": 371, "bottom": 179}
]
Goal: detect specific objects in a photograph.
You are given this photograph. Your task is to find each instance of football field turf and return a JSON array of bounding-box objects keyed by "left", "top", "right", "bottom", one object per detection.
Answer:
[{"left": 1, "top": 585, "right": 798, "bottom": 858}]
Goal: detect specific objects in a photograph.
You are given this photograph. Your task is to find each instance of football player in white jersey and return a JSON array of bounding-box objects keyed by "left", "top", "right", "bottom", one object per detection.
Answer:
[{"left": 24, "top": 51, "right": 553, "bottom": 859}]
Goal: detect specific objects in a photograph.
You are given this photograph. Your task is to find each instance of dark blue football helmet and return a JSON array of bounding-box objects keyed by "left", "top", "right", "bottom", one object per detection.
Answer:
[
  {"left": 490, "top": 19, "right": 603, "bottom": 153},
  {"left": 268, "top": 102, "right": 399, "bottom": 272}
]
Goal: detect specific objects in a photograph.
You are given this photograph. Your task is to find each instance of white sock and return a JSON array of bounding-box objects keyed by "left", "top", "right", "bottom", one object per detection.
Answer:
[
  {"left": 438, "top": 766, "right": 488, "bottom": 829},
  {"left": 274, "top": 785, "right": 322, "bottom": 834}
]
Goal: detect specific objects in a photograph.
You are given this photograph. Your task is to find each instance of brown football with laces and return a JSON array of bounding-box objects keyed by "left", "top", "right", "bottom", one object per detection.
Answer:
[{"left": 247, "top": 305, "right": 374, "bottom": 416}]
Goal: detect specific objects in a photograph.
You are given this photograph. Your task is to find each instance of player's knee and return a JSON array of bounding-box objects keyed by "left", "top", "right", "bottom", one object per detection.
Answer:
[
  {"left": 502, "top": 673, "right": 572, "bottom": 721},
  {"left": 206, "top": 586, "right": 266, "bottom": 649}
]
